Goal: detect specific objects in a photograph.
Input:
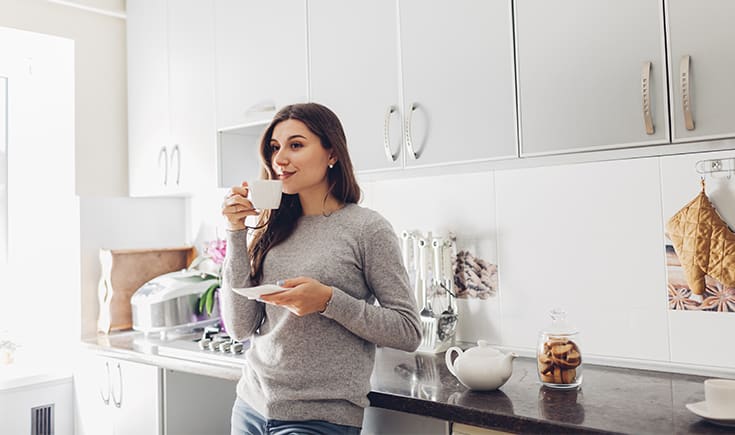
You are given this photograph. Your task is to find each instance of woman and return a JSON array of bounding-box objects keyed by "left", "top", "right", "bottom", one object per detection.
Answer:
[{"left": 220, "top": 103, "right": 422, "bottom": 435}]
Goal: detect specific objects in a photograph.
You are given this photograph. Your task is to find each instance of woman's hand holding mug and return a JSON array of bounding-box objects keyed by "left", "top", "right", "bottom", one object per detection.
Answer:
[{"left": 222, "top": 182, "right": 258, "bottom": 231}]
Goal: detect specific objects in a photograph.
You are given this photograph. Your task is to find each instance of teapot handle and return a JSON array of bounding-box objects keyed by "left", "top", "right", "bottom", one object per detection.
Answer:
[{"left": 445, "top": 346, "right": 463, "bottom": 378}]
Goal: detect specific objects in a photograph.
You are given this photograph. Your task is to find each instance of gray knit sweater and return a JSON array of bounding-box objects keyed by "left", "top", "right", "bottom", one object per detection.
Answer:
[{"left": 220, "top": 204, "right": 422, "bottom": 428}]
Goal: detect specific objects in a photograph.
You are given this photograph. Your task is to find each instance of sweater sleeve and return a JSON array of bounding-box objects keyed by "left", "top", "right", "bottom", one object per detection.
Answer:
[
  {"left": 220, "top": 229, "right": 265, "bottom": 342},
  {"left": 321, "top": 215, "right": 422, "bottom": 352}
]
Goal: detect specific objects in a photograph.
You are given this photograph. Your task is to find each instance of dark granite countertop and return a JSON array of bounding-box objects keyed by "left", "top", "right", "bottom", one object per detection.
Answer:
[
  {"left": 82, "top": 334, "right": 734, "bottom": 434},
  {"left": 369, "top": 347, "right": 735, "bottom": 434}
]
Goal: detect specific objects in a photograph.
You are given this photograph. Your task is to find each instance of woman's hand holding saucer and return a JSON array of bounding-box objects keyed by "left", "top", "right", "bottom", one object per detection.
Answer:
[{"left": 259, "top": 277, "right": 333, "bottom": 316}]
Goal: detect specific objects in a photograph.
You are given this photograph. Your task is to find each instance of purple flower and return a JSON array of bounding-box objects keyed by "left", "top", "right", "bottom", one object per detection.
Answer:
[{"left": 205, "top": 239, "right": 227, "bottom": 266}]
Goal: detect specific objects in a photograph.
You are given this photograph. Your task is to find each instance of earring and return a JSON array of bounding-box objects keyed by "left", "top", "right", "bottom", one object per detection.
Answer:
[{"left": 329, "top": 163, "right": 334, "bottom": 169}]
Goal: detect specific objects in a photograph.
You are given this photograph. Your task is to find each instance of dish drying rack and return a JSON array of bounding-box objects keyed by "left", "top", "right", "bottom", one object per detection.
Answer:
[{"left": 401, "top": 230, "right": 458, "bottom": 354}]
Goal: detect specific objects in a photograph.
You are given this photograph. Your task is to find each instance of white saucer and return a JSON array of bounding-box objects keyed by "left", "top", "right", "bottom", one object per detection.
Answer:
[
  {"left": 232, "top": 284, "right": 286, "bottom": 300},
  {"left": 686, "top": 401, "right": 735, "bottom": 427}
]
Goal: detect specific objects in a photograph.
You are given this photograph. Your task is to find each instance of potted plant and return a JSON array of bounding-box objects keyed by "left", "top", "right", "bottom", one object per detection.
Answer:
[{"left": 189, "top": 238, "right": 227, "bottom": 317}]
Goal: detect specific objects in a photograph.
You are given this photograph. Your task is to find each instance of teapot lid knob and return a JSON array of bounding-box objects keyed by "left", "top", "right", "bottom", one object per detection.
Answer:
[{"left": 477, "top": 340, "right": 489, "bottom": 347}]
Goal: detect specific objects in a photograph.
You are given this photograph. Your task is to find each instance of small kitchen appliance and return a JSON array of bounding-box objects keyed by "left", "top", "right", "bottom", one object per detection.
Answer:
[{"left": 131, "top": 270, "right": 220, "bottom": 336}]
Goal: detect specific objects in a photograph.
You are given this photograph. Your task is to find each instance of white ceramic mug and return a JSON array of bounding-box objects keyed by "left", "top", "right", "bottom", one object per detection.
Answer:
[
  {"left": 248, "top": 180, "right": 283, "bottom": 209},
  {"left": 704, "top": 378, "right": 735, "bottom": 417}
]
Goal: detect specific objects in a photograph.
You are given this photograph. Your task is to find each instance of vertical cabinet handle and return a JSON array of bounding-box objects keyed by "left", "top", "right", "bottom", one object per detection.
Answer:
[
  {"left": 111, "top": 362, "right": 123, "bottom": 408},
  {"left": 641, "top": 62, "right": 654, "bottom": 135},
  {"left": 170, "top": 144, "right": 181, "bottom": 186},
  {"left": 99, "top": 361, "right": 111, "bottom": 405},
  {"left": 157, "top": 146, "right": 168, "bottom": 186},
  {"left": 680, "top": 55, "right": 695, "bottom": 131},
  {"left": 383, "top": 106, "right": 400, "bottom": 162},
  {"left": 404, "top": 102, "right": 419, "bottom": 160}
]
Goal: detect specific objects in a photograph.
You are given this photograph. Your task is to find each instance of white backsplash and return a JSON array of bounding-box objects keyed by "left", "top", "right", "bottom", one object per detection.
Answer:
[{"left": 195, "top": 149, "right": 735, "bottom": 373}]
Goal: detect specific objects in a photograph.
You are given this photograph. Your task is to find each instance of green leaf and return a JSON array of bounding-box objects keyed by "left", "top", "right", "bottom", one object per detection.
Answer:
[{"left": 205, "top": 288, "right": 215, "bottom": 316}]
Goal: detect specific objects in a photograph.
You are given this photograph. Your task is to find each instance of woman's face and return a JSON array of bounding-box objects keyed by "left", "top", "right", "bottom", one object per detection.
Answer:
[{"left": 270, "top": 119, "right": 334, "bottom": 195}]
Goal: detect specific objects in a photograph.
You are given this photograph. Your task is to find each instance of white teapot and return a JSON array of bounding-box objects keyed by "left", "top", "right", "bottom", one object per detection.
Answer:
[{"left": 445, "top": 340, "right": 517, "bottom": 391}]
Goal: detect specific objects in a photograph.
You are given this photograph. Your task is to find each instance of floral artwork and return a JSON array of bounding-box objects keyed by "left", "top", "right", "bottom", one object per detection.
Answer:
[{"left": 665, "top": 244, "right": 735, "bottom": 313}]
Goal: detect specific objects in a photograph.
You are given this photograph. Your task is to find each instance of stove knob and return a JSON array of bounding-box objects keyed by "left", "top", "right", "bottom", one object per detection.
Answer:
[
  {"left": 220, "top": 342, "right": 232, "bottom": 353},
  {"left": 230, "top": 342, "right": 244, "bottom": 354},
  {"left": 198, "top": 338, "right": 212, "bottom": 350},
  {"left": 208, "top": 339, "right": 224, "bottom": 351}
]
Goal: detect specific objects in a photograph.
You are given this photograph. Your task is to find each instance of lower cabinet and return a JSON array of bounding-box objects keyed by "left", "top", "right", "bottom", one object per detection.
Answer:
[
  {"left": 74, "top": 356, "right": 162, "bottom": 435},
  {"left": 162, "top": 369, "right": 237, "bottom": 435},
  {"left": 75, "top": 355, "right": 237, "bottom": 435},
  {"left": 361, "top": 407, "right": 449, "bottom": 435},
  {"left": 452, "top": 422, "right": 514, "bottom": 435}
]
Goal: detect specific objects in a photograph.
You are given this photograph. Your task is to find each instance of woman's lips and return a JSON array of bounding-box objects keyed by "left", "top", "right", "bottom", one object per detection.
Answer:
[{"left": 278, "top": 172, "right": 294, "bottom": 180}]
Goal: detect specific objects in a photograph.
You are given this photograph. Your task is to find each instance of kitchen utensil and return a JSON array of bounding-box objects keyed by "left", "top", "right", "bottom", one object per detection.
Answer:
[
  {"left": 432, "top": 236, "right": 458, "bottom": 352},
  {"left": 417, "top": 236, "right": 437, "bottom": 352},
  {"left": 445, "top": 340, "right": 517, "bottom": 391},
  {"left": 537, "top": 308, "right": 583, "bottom": 389}
]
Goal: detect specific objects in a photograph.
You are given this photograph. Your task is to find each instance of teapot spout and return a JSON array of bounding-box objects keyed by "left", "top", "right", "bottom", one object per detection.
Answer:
[{"left": 503, "top": 352, "right": 518, "bottom": 370}]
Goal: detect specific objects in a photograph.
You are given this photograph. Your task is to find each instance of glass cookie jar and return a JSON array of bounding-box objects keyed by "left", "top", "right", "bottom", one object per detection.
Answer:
[{"left": 537, "top": 308, "right": 583, "bottom": 389}]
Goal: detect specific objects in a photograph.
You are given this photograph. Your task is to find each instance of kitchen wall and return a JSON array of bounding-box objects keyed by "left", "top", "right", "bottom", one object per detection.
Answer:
[
  {"left": 0, "top": 0, "right": 128, "bottom": 197},
  {"left": 196, "top": 147, "right": 735, "bottom": 375}
]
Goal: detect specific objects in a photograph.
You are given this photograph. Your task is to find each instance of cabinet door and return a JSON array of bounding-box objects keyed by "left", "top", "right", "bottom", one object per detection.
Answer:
[
  {"left": 308, "top": 0, "right": 402, "bottom": 172},
  {"left": 667, "top": 0, "right": 735, "bottom": 142},
  {"left": 163, "top": 369, "right": 237, "bottom": 435},
  {"left": 74, "top": 356, "right": 115, "bottom": 435},
  {"left": 214, "top": 0, "right": 308, "bottom": 130},
  {"left": 399, "top": 0, "right": 517, "bottom": 167},
  {"left": 111, "top": 359, "right": 162, "bottom": 435},
  {"left": 516, "top": 0, "right": 669, "bottom": 155},
  {"left": 127, "top": 0, "right": 170, "bottom": 196},
  {"left": 168, "top": 0, "right": 218, "bottom": 194}
]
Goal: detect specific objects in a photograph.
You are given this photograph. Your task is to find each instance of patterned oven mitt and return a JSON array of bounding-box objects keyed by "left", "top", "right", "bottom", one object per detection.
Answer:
[{"left": 665, "top": 180, "right": 735, "bottom": 295}]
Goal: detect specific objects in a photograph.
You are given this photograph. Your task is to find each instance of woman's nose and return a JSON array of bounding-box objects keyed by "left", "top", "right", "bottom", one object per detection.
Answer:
[{"left": 273, "top": 149, "right": 289, "bottom": 167}]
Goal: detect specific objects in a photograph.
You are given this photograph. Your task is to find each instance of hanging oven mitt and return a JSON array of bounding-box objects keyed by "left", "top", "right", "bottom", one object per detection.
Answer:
[{"left": 665, "top": 180, "right": 735, "bottom": 295}]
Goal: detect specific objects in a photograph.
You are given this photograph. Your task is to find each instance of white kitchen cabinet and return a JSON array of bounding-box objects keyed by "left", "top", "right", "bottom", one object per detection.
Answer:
[
  {"left": 74, "top": 356, "right": 162, "bottom": 435},
  {"left": 452, "top": 422, "right": 513, "bottom": 435},
  {"left": 515, "top": 0, "right": 670, "bottom": 156},
  {"left": 666, "top": 0, "right": 735, "bottom": 142},
  {"left": 126, "top": 0, "right": 170, "bottom": 197},
  {"left": 127, "top": 0, "right": 217, "bottom": 196},
  {"left": 308, "top": 0, "right": 402, "bottom": 172},
  {"left": 399, "top": 0, "right": 517, "bottom": 167},
  {"left": 214, "top": 0, "right": 308, "bottom": 131},
  {"left": 308, "top": 0, "right": 516, "bottom": 174}
]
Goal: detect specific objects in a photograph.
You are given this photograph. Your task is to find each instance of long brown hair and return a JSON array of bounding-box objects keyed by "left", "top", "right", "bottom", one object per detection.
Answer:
[{"left": 248, "top": 103, "right": 361, "bottom": 285}]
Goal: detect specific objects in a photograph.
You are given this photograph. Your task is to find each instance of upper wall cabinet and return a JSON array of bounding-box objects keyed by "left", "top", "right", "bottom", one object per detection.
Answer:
[
  {"left": 308, "top": 0, "right": 402, "bottom": 172},
  {"left": 127, "top": 0, "right": 217, "bottom": 197},
  {"left": 214, "top": 0, "right": 308, "bottom": 131},
  {"left": 666, "top": 0, "right": 735, "bottom": 142},
  {"left": 308, "top": 0, "right": 517, "bottom": 174},
  {"left": 515, "top": 0, "right": 670, "bottom": 156},
  {"left": 399, "top": 0, "right": 517, "bottom": 167}
]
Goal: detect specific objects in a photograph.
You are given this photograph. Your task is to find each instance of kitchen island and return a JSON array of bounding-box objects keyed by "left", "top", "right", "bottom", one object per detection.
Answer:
[{"left": 81, "top": 333, "right": 733, "bottom": 434}]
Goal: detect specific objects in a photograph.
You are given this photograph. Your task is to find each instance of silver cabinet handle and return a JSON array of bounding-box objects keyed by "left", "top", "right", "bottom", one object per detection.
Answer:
[
  {"left": 404, "top": 102, "right": 419, "bottom": 160},
  {"left": 99, "top": 361, "right": 111, "bottom": 405},
  {"left": 680, "top": 55, "right": 695, "bottom": 131},
  {"left": 170, "top": 144, "right": 181, "bottom": 186},
  {"left": 111, "top": 362, "right": 123, "bottom": 408},
  {"left": 383, "top": 105, "right": 400, "bottom": 162},
  {"left": 157, "top": 146, "right": 168, "bottom": 186},
  {"left": 641, "top": 61, "right": 654, "bottom": 135}
]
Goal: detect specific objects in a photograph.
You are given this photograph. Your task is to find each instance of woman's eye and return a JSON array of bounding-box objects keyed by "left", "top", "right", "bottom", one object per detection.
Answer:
[
  {"left": 270, "top": 144, "right": 280, "bottom": 152},
  {"left": 290, "top": 142, "right": 303, "bottom": 149}
]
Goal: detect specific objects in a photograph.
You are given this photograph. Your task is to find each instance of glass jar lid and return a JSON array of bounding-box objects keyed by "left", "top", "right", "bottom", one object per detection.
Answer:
[{"left": 541, "top": 308, "right": 578, "bottom": 335}]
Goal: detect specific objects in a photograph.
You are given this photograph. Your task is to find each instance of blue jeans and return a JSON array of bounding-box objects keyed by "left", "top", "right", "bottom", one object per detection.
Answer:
[{"left": 231, "top": 397, "right": 362, "bottom": 435}]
